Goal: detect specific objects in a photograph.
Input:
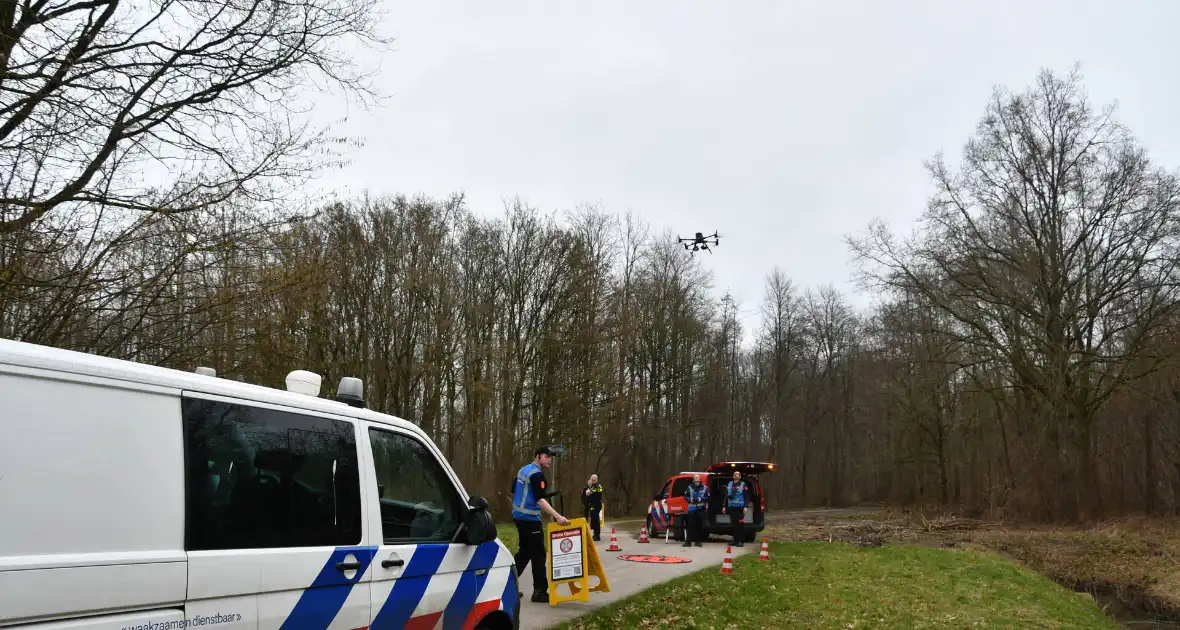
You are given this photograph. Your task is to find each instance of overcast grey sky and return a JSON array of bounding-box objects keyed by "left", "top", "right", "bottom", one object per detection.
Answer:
[{"left": 310, "top": 0, "right": 1180, "bottom": 334}]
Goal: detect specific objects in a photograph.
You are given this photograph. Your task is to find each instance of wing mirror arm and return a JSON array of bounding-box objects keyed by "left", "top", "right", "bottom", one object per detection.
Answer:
[{"left": 461, "top": 495, "right": 497, "bottom": 545}]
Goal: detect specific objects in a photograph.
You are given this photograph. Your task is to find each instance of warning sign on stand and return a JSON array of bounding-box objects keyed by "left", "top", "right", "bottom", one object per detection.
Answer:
[
  {"left": 545, "top": 517, "right": 610, "bottom": 606},
  {"left": 550, "top": 528, "right": 584, "bottom": 581}
]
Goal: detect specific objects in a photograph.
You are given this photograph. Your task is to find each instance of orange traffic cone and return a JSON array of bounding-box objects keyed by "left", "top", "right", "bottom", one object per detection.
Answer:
[
  {"left": 760, "top": 537, "right": 770, "bottom": 561},
  {"left": 720, "top": 545, "right": 734, "bottom": 574},
  {"left": 607, "top": 528, "right": 621, "bottom": 551},
  {"left": 638, "top": 526, "right": 650, "bottom": 543}
]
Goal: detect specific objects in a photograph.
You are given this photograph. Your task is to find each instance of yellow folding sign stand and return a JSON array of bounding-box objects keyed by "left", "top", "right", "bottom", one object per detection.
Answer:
[{"left": 545, "top": 516, "right": 610, "bottom": 606}]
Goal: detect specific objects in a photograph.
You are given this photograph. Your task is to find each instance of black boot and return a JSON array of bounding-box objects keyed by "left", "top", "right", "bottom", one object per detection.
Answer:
[{"left": 531, "top": 592, "right": 549, "bottom": 603}]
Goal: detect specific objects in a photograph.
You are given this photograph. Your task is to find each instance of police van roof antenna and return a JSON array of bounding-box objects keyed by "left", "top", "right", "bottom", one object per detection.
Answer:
[
  {"left": 335, "top": 377, "right": 365, "bottom": 408},
  {"left": 286, "top": 370, "right": 322, "bottom": 397}
]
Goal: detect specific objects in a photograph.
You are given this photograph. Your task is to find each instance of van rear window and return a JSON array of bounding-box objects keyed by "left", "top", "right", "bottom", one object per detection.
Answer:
[{"left": 181, "top": 396, "right": 362, "bottom": 551}]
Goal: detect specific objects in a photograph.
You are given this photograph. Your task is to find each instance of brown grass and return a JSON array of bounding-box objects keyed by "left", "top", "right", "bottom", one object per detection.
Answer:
[{"left": 760, "top": 509, "right": 1180, "bottom": 623}]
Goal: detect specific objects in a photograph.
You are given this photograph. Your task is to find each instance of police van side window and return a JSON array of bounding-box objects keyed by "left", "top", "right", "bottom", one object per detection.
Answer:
[
  {"left": 671, "top": 478, "right": 691, "bottom": 497},
  {"left": 182, "top": 397, "right": 363, "bottom": 551},
  {"left": 368, "top": 428, "right": 464, "bottom": 544}
]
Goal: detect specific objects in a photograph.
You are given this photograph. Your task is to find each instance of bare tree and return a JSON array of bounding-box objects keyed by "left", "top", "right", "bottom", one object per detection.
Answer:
[
  {"left": 0, "top": 0, "right": 388, "bottom": 233},
  {"left": 849, "top": 65, "right": 1180, "bottom": 520}
]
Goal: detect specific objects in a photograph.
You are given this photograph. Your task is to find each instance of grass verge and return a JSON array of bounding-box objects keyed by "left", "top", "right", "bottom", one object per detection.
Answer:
[
  {"left": 496, "top": 523, "right": 518, "bottom": 555},
  {"left": 972, "top": 517, "right": 1180, "bottom": 622},
  {"left": 761, "top": 510, "right": 1180, "bottom": 624},
  {"left": 552, "top": 541, "right": 1121, "bottom": 630}
]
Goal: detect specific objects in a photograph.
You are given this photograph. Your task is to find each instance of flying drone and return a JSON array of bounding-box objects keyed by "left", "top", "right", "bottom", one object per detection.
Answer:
[{"left": 676, "top": 231, "right": 719, "bottom": 255}]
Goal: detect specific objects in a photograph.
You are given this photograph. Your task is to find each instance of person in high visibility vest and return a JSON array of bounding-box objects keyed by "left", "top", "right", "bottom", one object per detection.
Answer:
[
  {"left": 582, "top": 474, "right": 604, "bottom": 541},
  {"left": 512, "top": 445, "right": 569, "bottom": 603},
  {"left": 682, "top": 473, "right": 709, "bottom": 547},
  {"left": 722, "top": 470, "right": 749, "bottom": 547}
]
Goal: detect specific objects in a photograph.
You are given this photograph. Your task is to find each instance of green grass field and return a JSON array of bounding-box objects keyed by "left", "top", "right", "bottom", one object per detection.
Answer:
[
  {"left": 549, "top": 541, "right": 1121, "bottom": 630},
  {"left": 495, "top": 523, "right": 518, "bottom": 555}
]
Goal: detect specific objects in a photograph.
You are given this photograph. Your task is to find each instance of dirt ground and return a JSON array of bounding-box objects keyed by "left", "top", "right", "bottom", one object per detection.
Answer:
[{"left": 753, "top": 508, "right": 1180, "bottom": 627}]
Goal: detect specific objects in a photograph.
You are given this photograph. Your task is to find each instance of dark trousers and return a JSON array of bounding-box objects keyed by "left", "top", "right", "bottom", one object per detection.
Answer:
[
  {"left": 513, "top": 519, "right": 547, "bottom": 594},
  {"left": 684, "top": 509, "right": 704, "bottom": 545},
  {"left": 584, "top": 505, "right": 601, "bottom": 540},
  {"left": 728, "top": 507, "right": 746, "bottom": 545}
]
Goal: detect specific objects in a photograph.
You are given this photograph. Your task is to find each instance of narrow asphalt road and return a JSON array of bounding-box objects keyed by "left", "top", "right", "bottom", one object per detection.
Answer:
[
  {"left": 608, "top": 506, "right": 883, "bottom": 528},
  {"left": 764, "top": 506, "right": 883, "bottom": 521},
  {"left": 515, "top": 528, "right": 754, "bottom": 630}
]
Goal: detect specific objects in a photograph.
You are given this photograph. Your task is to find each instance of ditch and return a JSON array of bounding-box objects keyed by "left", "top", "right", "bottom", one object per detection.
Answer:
[{"left": 1078, "top": 584, "right": 1180, "bottom": 629}]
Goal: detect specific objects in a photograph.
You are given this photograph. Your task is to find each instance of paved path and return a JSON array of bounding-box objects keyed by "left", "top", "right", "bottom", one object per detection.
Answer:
[
  {"left": 516, "top": 529, "right": 754, "bottom": 630},
  {"left": 769, "top": 506, "right": 883, "bottom": 521},
  {"left": 614, "top": 506, "right": 883, "bottom": 530}
]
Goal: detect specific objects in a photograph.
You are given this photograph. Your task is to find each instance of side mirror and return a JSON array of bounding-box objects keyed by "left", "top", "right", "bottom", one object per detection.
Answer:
[
  {"left": 462, "top": 495, "right": 497, "bottom": 545},
  {"left": 468, "top": 495, "right": 489, "bottom": 511},
  {"left": 653, "top": 493, "right": 663, "bottom": 501}
]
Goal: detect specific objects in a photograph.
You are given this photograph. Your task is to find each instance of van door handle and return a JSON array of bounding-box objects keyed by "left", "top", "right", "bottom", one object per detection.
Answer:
[
  {"left": 336, "top": 561, "right": 362, "bottom": 572},
  {"left": 381, "top": 559, "right": 404, "bottom": 568}
]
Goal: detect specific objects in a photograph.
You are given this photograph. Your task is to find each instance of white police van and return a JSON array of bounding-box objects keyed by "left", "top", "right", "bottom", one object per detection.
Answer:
[{"left": 0, "top": 339, "right": 519, "bottom": 630}]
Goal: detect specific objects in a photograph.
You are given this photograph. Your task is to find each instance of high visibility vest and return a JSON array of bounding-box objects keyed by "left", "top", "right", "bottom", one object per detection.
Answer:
[
  {"left": 726, "top": 481, "right": 748, "bottom": 508},
  {"left": 512, "top": 462, "right": 543, "bottom": 521},
  {"left": 685, "top": 484, "right": 708, "bottom": 511}
]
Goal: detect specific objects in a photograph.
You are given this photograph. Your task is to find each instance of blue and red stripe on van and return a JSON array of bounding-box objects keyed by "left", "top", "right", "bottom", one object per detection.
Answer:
[{"left": 280, "top": 543, "right": 511, "bottom": 630}]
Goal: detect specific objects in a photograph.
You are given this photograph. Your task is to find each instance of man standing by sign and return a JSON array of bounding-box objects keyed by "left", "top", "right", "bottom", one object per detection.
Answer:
[
  {"left": 512, "top": 445, "right": 569, "bottom": 603},
  {"left": 682, "top": 473, "right": 709, "bottom": 547},
  {"left": 722, "top": 470, "right": 749, "bottom": 547},
  {"left": 582, "top": 474, "right": 604, "bottom": 541}
]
